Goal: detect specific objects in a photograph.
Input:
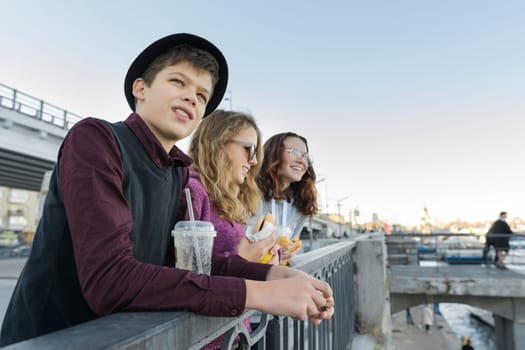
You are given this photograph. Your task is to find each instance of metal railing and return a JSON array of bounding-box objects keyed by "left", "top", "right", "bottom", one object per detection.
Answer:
[
  {"left": 0, "top": 82, "right": 83, "bottom": 130},
  {"left": 385, "top": 232, "right": 525, "bottom": 268},
  {"left": 4, "top": 240, "right": 356, "bottom": 350}
]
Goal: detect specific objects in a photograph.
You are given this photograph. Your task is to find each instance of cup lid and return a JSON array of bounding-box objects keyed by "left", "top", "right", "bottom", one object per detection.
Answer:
[
  {"left": 278, "top": 226, "right": 292, "bottom": 234},
  {"left": 172, "top": 220, "right": 216, "bottom": 237}
]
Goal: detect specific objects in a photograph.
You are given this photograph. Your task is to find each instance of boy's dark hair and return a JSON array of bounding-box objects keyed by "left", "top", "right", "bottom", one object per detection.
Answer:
[
  {"left": 124, "top": 33, "right": 228, "bottom": 116},
  {"left": 142, "top": 44, "right": 220, "bottom": 93}
]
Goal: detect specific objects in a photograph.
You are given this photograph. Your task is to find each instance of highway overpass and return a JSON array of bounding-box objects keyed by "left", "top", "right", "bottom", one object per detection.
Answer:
[{"left": 0, "top": 83, "right": 82, "bottom": 192}]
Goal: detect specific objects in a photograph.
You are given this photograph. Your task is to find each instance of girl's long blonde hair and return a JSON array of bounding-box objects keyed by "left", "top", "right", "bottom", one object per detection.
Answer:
[{"left": 189, "top": 110, "right": 263, "bottom": 223}]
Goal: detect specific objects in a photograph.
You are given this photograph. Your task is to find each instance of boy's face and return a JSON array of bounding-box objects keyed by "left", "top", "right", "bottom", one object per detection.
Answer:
[{"left": 133, "top": 61, "right": 214, "bottom": 151}]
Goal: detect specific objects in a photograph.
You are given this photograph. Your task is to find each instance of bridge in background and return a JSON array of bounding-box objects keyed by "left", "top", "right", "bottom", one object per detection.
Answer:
[
  {"left": 390, "top": 265, "right": 525, "bottom": 350},
  {"left": 0, "top": 83, "right": 82, "bottom": 192},
  {"left": 387, "top": 234, "right": 525, "bottom": 350}
]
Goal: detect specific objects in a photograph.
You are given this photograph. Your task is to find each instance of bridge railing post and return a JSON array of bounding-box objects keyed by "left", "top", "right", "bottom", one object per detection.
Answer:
[
  {"left": 353, "top": 233, "right": 393, "bottom": 349},
  {"left": 12, "top": 89, "right": 17, "bottom": 110},
  {"left": 38, "top": 100, "right": 44, "bottom": 120}
]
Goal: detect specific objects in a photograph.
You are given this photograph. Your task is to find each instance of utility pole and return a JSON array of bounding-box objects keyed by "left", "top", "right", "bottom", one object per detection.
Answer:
[
  {"left": 336, "top": 196, "right": 350, "bottom": 236},
  {"left": 316, "top": 177, "right": 328, "bottom": 215}
]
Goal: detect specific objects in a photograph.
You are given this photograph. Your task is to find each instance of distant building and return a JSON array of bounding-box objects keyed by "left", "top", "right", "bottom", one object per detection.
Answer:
[{"left": 0, "top": 186, "right": 40, "bottom": 232}]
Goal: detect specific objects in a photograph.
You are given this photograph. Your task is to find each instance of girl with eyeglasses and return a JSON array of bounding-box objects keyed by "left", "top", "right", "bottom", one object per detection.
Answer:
[{"left": 254, "top": 132, "right": 318, "bottom": 264}]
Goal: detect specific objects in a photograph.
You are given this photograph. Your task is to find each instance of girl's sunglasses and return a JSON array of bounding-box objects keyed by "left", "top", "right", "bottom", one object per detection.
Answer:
[{"left": 228, "top": 140, "right": 257, "bottom": 161}]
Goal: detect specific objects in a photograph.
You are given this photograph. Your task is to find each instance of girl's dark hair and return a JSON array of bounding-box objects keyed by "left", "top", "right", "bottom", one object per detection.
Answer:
[{"left": 256, "top": 132, "right": 318, "bottom": 217}]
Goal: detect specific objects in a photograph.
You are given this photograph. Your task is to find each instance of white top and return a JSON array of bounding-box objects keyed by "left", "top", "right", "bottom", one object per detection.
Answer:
[
  {"left": 422, "top": 305, "right": 434, "bottom": 325},
  {"left": 248, "top": 199, "right": 307, "bottom": 239}
]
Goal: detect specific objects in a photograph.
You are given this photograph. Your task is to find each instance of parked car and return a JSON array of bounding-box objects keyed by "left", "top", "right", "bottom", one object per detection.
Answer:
[
  {"left": 12, "top": 245, "right": 31, "bottom": 257},
  {"left": 0, "top": 231, "right": 20, "bottom": 248}
]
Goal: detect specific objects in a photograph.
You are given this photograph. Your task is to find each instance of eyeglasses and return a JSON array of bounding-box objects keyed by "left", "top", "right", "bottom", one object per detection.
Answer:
[
  {"left": 285, "top": 148, "right": 311, "bottom": 165},
  {"left": 228, "top": 140, "right": 257, "bottom": 161}
]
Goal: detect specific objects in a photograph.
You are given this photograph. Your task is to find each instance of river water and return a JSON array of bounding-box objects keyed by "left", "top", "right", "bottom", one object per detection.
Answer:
[
  {"left": 418, "top": 260, "right": 525, "bottom": 350},
  {"left": 439, "top": 303, "right": 495, "bottom": 350}
]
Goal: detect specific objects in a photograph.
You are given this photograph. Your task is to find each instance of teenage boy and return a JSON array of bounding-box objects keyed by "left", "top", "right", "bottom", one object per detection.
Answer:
[{"left": 0, "top": 33, "right": 334, "bottom": 346}]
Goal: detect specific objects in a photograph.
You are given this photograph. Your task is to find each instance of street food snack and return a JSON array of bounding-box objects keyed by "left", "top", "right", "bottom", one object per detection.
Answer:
[
  {"left": 245, "top": 214, "right": 277, "bottom": 263},
  {"left": 255, "top": 213, "right": 275, "bottom": 232},
  {"left": 245, "top": 213, "right": 276, "bottom": 242},
  {"left": 278, "top": 236, "right": 302, "bottom": 252},
  {"left": 254, "top": 214, "right": 276, "bottom": 263},
  {"left": 258, "top": 250, "right": 275, "bottom": 264}
]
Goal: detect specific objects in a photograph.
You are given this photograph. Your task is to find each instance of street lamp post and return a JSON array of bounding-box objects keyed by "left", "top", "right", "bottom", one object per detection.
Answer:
[
  {"left": 316, "top": 177, "right": 328, "bottom": 215},
  {"left": 315, "top": 176, "right": 329, "bottom": 239},
  {"left": 336, "top": 196, "right": 350, "bottom": 236}
]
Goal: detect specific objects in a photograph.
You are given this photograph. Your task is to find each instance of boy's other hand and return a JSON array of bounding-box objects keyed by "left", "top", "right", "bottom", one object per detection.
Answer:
[{"left": 245, "top": 272, "right": 334, "bottom": 324}]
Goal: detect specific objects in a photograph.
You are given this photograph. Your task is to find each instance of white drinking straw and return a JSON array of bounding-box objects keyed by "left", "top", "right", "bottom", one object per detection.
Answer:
[
  {"left": 271, "top": 199, "right": 276, "bottom": 224},
  {"left": 185, "top": 188, "right": 203, "bottom": 274},
  {"left": 282, "top": 201, "right": 287, "bottom": 228}
]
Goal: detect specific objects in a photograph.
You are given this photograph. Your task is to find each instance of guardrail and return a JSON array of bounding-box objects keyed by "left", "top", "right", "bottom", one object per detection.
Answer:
[
  {"left": 385, "top": 232, "right": 525, "bottom": 268},
  {"left": 0, "top": 82, "right": 83, "bottom": 130},
  {"left": 4, "top": 240, "right": 357, "bottom": 350}
]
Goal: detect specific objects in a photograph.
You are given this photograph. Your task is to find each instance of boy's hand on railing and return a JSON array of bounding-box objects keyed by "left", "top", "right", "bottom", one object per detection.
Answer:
[
  {"left": 245, "top": 269, "right": 334, "bottom": 324},
  {"left": 309, "top": 295, "right": 335, "bottom": 325}
]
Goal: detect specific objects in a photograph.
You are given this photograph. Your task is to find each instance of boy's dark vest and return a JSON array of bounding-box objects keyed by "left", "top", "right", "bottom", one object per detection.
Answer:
[{"left": 0, "top": 121, "right": 183, "bottom": 346}]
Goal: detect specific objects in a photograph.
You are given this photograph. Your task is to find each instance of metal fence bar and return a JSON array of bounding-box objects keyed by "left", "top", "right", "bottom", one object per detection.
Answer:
[
  {"left": 210, "top": 241, "right": 357, "bottom": 350},
  {"left": 0, "top": 82, "right": 83, "bottom": 130},
  {"left": 163, "top": 241, "right": 356, "bottom": 350},
  {"left": 2, "top": 241, "right": 356, "bottom": 350},
  {"left": 234, "top": 241, "right": 355, "bottom": 349}
]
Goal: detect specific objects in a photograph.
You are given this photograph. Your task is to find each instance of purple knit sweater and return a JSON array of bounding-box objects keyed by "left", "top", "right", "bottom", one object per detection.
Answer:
[
  {"left": 187, "top": 171, "right": 245, "bottom": 258},
  {"left": 187, "top": 170, "right": 251, "bottom": 349}
]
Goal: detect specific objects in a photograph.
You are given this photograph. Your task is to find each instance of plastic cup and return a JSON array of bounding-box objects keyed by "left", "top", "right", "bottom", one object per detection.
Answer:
[
  {"left": 277, "top": 226, "right": 292, "bottom": 238},
  {"left": 172, "top": 220, "right": 216, "bottom": 275}
]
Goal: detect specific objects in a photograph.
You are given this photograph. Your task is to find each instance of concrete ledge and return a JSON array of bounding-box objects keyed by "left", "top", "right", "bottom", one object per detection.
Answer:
[
  {"left": 2, "top": 311, "right": 248, "bottom": 350},
  {"left": 4, "top": 240, "right": 360, "bottom": 349}
]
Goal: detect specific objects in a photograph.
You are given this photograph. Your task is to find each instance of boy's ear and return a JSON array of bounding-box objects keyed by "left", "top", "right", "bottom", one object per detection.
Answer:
[{"left": 132, "top": 78, "right": 146, "bottom": 103}]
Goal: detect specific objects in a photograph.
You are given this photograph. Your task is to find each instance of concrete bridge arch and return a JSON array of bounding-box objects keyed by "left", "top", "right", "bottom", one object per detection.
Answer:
[{"left": 390, "top": 265, "right": 525, "bottom": 350}]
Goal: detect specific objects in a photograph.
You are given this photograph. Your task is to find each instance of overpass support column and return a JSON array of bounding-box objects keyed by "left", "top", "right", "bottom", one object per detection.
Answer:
[
  {"left": 494, "top": 299, "right": 525, "bottom": 350},
  {"left": 353, "top": 233, "right": 393, "bottom": 349},
  {"left": 494, "top": 315, "right": 513, "bottom": 350},
  {"left": 513, "top": 322, "right": 525, "bottom": 350}
]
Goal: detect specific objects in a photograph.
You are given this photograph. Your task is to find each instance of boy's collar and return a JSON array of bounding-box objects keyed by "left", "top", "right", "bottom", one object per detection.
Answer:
[{"left": 124, "top": 113, "right": 192, "bottom": 167}]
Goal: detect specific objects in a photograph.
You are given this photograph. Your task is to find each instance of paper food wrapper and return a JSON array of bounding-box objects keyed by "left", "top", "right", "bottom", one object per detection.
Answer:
[{"left": 245, "top": 222, "right": 276, "bottom": 242}]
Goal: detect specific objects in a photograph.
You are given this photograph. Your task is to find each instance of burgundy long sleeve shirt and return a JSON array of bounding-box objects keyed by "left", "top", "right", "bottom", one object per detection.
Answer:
[{"left": 58, "top": 114, "right": 270, "bottom": 317}]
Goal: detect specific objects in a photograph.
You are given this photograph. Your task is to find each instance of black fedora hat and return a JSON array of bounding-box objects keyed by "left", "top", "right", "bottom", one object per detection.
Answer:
[{"left": 124, "top": 33, "right": 228, "bottom": 117}]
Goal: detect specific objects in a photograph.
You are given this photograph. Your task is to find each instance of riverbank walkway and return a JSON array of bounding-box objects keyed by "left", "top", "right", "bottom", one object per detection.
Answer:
[{"left": 391, "top": 304, "right": 459, "bottom": 350}]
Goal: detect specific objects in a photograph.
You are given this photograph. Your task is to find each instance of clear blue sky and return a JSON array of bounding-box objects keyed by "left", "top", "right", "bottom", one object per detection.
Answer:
[{"left": 2, "top": 1, "right": 524, "bottom": 225}]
